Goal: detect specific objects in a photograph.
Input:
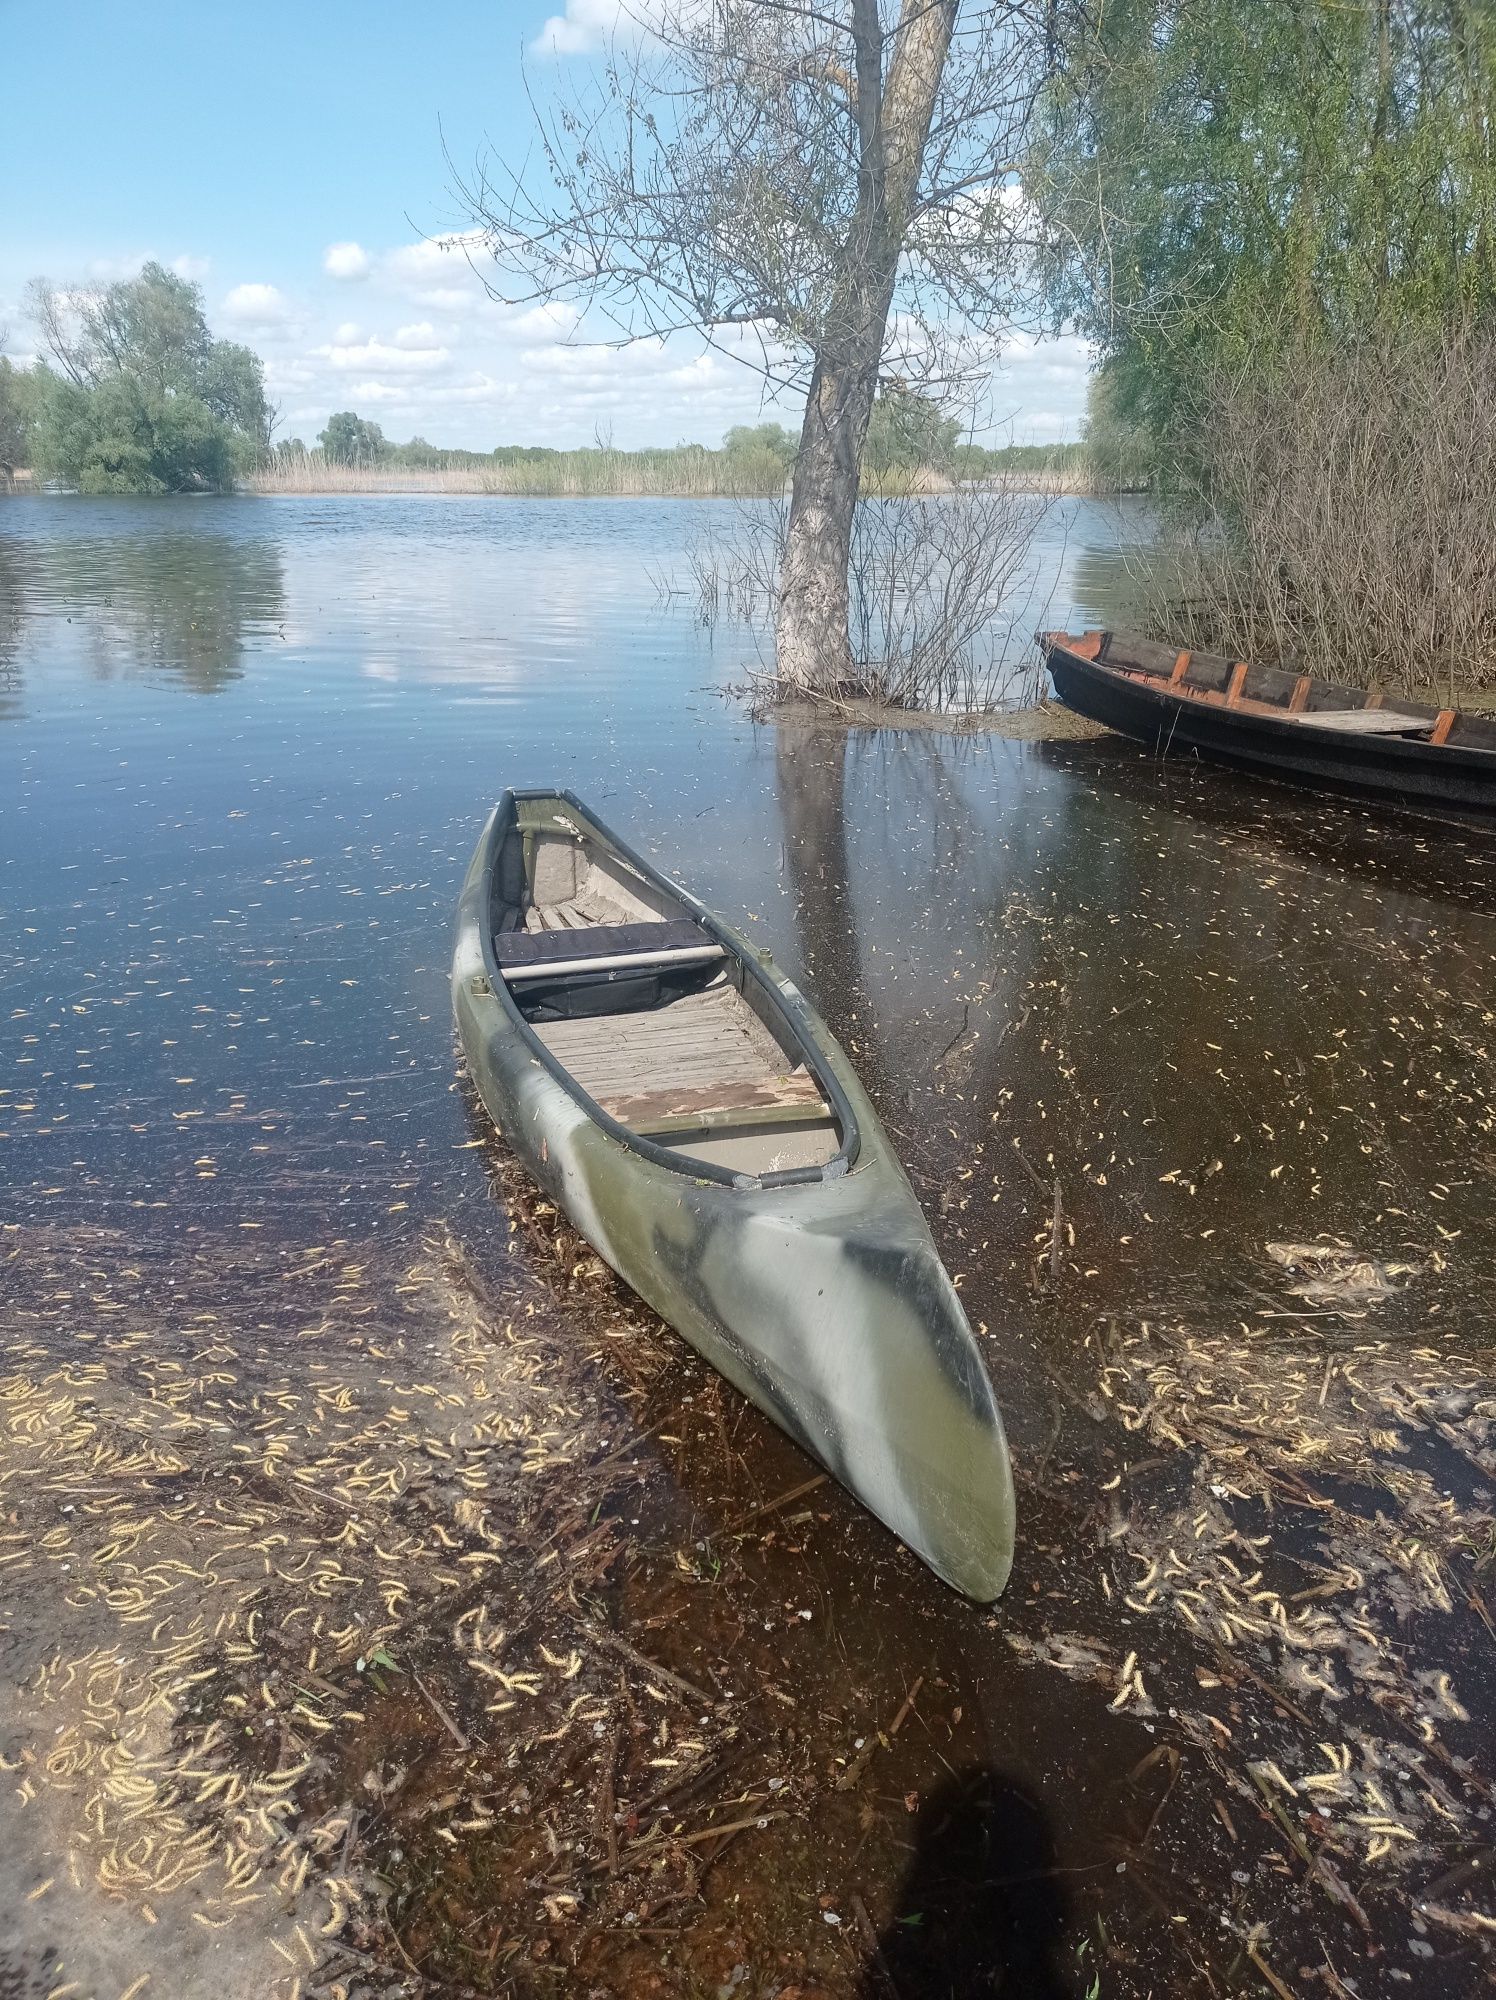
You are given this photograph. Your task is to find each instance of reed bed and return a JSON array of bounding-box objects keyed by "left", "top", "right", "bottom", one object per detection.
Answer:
[
  {"left": 241, "top": 454, "right": 1102, "bottom": 501},
  {"left": 243, "top": 450, "right": 790, "bottom": 500}
]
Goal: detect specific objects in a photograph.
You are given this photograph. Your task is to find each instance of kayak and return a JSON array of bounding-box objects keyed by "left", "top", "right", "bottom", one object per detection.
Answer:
[
  {"left": 451, "top": 788, "right": 1015, "bottom": 1600},
  {"left": 1039, "top": 628, "right": 1496, "bottom": 811}
]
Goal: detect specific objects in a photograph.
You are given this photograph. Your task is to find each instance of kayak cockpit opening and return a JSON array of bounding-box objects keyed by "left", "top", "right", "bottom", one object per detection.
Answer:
[{"left": 489, "top": 798, "right": 844, "bottom": 1176}]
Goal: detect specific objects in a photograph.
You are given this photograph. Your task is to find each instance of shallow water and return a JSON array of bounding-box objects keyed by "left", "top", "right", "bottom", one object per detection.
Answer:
[{"left": 4, "top": 494, "right": 1496, "bottom": 1997}]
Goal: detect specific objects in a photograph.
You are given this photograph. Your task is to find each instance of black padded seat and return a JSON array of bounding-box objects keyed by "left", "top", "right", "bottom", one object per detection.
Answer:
[{"left": 494, "top": 918, "right": 714, "bottom": 969}]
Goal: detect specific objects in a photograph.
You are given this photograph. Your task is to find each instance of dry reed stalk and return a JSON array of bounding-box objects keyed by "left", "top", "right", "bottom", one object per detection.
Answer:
[{"left": 1134, "top": 330, "right": 1496, "bottom": 702}]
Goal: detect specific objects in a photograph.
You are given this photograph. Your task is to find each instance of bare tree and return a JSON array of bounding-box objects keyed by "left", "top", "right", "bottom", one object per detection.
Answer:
[{"left": 455, "top": 0, "right": 1061, "bottom": 693}]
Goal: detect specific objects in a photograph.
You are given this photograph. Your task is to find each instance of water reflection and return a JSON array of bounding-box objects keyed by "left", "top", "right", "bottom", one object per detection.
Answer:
[
  {"left": 26, "top": 528, "right": 284, "bottom": 693},
  {"left": 4, "top": 495, "right": 1496, "bottom": 1998},
  {"left": 0, "top": 536, "right": 23, "bottom": 719}
]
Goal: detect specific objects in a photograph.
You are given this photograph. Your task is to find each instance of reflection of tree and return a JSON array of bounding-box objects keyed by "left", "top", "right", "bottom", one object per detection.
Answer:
[
  {"left": 64, "top": 530, "right": 285, "bottom": 693},
  {"left": 773, "top": 721, "right": 872, "bottom": 1048},
  {"left": 0, "top": 536, "right": 24, "bottom": 721}
]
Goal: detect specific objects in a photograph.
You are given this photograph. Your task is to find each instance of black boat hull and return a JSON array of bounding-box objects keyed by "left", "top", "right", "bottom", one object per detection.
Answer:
[{"left": 1043, "top": 642, "right": 1496, "bottom": 812}]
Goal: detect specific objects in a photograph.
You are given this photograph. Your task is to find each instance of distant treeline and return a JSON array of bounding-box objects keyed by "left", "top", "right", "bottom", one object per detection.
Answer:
[
  {"left": 0, "top": 277, "right": 1097, "bottom": 498},
  {"left": 250, "top": 404, "right": 1098, "bottom": 497}
]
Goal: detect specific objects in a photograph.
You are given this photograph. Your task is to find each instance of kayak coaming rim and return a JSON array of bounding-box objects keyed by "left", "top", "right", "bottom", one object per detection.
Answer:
[{"left": 468, "top": 786, "right": 864, "bottom": 1193}]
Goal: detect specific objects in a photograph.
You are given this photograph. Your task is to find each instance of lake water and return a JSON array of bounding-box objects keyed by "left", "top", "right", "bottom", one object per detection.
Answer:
[
  {"left": 0, "top": 492, "right": 1131, "bottom": 1242},
  {"left": 4, "top": 494, "right": 1495, "bottom": 1996}
]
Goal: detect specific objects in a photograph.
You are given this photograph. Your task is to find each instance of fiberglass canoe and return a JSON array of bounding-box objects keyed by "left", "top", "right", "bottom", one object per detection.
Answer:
[{"left": 451, "top": 788, "right": 1015, "bottom": 1601}]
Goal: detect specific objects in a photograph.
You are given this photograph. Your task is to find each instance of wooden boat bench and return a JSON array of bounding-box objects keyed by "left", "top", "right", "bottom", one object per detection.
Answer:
[
  {"left": 1289, "top": 708, "right": 1433, "bottom": 736},
  {"left": 596, "top": 1071, "right": 828, "bottom": 1139}
]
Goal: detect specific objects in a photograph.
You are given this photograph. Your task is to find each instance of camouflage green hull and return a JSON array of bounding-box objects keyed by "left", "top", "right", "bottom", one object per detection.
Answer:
[{"left": 452, "top": 793, "right": 1015, "bottom": 1601}]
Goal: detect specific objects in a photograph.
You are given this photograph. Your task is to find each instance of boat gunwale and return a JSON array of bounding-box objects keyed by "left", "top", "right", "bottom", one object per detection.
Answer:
[
  {"left": 1038, "top": 629, "right": 1496, "bottom": 766},
  {"left": 470, "top": 786, "right": 864, "bottom": 1193}
]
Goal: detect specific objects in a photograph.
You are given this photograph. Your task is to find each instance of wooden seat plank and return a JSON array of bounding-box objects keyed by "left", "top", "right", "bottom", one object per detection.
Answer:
[
  {"left": 1289, "top": 708, "right": 1432, "bottom": 736},
  {"left": 598, "top": 1071, "right": 825, "bottom": 1130}
]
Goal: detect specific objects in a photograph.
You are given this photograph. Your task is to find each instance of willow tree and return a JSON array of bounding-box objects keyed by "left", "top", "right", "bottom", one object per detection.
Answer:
[
  {"left": 458, "top": 1, "right": 1063, "bottom": 692},
  {"left": 1041, "top": 0, "right": 1496, "bottom": 459}
]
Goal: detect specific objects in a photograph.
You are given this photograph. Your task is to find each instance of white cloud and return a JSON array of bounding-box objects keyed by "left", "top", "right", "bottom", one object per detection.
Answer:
[
  {"left": 531, "top": 0, "right": 631, "bottom": 55},
  {"left": 323, "top": 241, "right": 371, "bottom": 281},
  {"left": 81, "top": 250, "right": 212, "bottom": 285},
  {"left": 508, "top": 301, "right": 580, "bottom": 338},
  {"left": 182, "top": 226, "right": 1090, "bottom": 448},
  {"left": 221, "top": 281, "right": 291, "bottom": 325},
  {"left": 530, "top": 0, "right": 704, "bottom": 56},
  {"left": 314, "top": 334, "right": 450, "bottom": 372}
]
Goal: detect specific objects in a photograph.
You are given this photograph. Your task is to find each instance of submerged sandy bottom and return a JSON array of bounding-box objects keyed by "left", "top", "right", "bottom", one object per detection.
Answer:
[{"left": 4, "top": 1164, "right": 1496, "bottom": 2000}]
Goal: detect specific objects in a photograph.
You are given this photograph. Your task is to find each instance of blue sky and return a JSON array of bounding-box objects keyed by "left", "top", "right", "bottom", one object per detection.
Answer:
[{"left": 0, "top": 0, "right": 1090, "bottom": 449}]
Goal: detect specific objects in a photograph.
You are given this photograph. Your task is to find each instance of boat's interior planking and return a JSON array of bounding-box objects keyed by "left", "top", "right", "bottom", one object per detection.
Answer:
[{"left": 489, "top": 801, "right": 842, "bottom": 1175}]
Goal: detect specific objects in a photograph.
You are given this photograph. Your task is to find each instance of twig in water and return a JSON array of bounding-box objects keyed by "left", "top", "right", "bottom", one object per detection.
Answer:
[
  {"left": 596, "top": 1722, "right": 620, "bottom": 1874},
  {"left": 838, "top": 1675, "right": 926, "bottom": 1792},
  {"left": 590, "top": 1627, "right": 717, "bottom": 1709},
  {"left": 935, "top": 1006, "right": 971, "bottom": 1065},
  {"left": 1050, "top": 1178, "right": 1064, "bottom": 1280},
  {"left": 851, "top": 1891, "right": 900, "bottom": 1997},
  {"left": 1248, "top": 1943, "right": 1299, "bottom": 2000},
  {"left": 412, "top": 1671, "right": 469, "bottom": 1753},
  {"left": 728, "top": 1472, "right": 829, "bottom": 1532}
]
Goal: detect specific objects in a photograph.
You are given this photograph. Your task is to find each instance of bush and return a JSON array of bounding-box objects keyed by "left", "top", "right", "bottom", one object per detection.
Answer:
[
  {"left": 1139, "top": 331, "right": 1496, "bottom": 701},
  {"left": 33, "top": 374, "right": 236, "bottom": 494}
]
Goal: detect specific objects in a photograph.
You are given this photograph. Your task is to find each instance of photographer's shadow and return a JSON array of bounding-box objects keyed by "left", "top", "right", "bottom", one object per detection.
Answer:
[{"left": 862, "top": 1765, "right": 1072, "bottom": 1998}]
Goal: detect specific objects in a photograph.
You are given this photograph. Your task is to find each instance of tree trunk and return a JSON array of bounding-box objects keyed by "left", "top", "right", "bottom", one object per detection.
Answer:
[
  {"left": 773, "top": 0, "right": 958, "bottom": 695},
  {"left": 776, "top": 345, "right": 883, "bottom": 693}
]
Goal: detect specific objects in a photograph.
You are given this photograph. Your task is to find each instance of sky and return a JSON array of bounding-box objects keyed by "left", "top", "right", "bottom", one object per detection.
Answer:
[{"left": 0, "top": 0, "right": 1091, "bottom": 451}]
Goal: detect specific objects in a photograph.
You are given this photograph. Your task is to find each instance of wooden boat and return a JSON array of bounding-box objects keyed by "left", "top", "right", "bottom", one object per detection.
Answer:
[
  {"left": 451, "top": 788, "right": 1015, "bottom": 1600},
  {"left": 1038, "top": 629, "right": 1496, "bottom": 811}
]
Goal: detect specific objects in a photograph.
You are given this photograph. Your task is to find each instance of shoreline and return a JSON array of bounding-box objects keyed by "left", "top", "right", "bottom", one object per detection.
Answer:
[
  {"left": 759, "top": 694, "right": 1110, "bottom": 739},
  {"left": 235, "top": 476, "right": 1113, "bottom": 499}
]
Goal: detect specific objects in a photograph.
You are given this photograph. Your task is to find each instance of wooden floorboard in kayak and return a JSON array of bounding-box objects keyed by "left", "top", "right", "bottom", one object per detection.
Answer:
[{"left": 534, "top": 983, "right": 800, "bottom": 1102}]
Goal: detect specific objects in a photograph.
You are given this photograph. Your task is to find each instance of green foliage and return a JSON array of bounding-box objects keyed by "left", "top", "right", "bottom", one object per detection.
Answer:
[
  {"left": 1042, "top": 1, "right": 1496, "bottom": 461},
  {"left": 27, "top": 262, "right": 270, "bottom": 493},
  {"left": 950, "top": 438, "right": 1090, "bottom": 481},
  {"left": 319, "top": 410, "right": 390, "bottom": 466},
  {"left": 1081, "top": 367, "right": 1152, "bottom": 491},
  {"left": 0, "top": 358, "right": 32, "bottom": 473},
  {"left": 32, "top": 372, "right": 235, "bottom": 495},
  {"left": 722, "top": 422, "right": 798, "bottom": 464},
  {"left": 863, "top": 388, "right": 961, "bottom": 476}
]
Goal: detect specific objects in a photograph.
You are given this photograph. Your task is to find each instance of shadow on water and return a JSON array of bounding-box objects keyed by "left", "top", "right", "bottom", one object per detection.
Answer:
[
  {"left": 866, "top": 1767, "right": 1071, "bottom": 2000},
  {"left": 1032, "top": 731, "right": 1496, "bottom": 913}
]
